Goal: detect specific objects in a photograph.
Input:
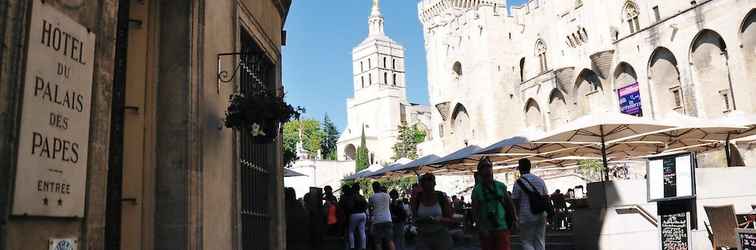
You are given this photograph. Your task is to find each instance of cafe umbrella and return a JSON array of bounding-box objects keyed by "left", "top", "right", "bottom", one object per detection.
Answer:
[
  {"left": 535, "top": 112, "right": 676, "bottom": 181},
  {"left": 614, "top": 112, "right": 755, "bottom": 166},
  {"left": 359, "top": 158, "right": 412, "bottom": 179},
  {"left": 378, "top": 154, "right": 442, "bottom": 177},
  {"left": 284, "top": 168, "right": 307, "bottom": 177},
  {"left": 423, "top": 145, "right": 483, "bottom": 172},
  {"left": 343, "top": 163, "right": 385, "bottom": 181}
]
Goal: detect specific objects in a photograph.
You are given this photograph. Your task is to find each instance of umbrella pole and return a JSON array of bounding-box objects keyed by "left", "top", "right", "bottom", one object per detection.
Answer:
[
  {"left": 600, "top": 126, "right": 610, "bottom": 209},
  {"left": 600, "top": 126, "right": 609, "bottom": 182},
  {"left": 725, "top": 134, "right": 732, "bottom": 167}
]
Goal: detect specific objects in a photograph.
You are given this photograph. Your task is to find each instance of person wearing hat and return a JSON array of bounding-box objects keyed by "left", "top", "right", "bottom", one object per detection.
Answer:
[{"left": 412, "top": 173, "right": 454, "bottom": 250}]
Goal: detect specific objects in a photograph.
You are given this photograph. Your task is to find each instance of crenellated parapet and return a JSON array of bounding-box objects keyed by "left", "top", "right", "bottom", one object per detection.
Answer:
[{"left": 418, "top": 0, "right": 503, "bottom": 25}]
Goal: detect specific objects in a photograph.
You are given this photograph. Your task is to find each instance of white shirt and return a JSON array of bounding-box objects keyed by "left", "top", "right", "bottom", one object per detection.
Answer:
[
  {"left": 369, "top": 192, "right": 392, "bottom": 223},
  {"left": 512, "top": 173, "right": 548, "bottom": 222}
]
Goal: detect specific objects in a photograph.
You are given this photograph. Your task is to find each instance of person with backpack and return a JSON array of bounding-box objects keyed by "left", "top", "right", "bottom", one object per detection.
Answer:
[
  {"left": 472, "top": 157, "right": 517, "bottom": 250},
  {"left": 512, "top": 158, "right": 551, "bottom": 250},
  {"left": 412, "top": 173, "right": 454, "bottom": 250},
  {"left": 389, "top": 189, "right": 407, "bottom": 250}
]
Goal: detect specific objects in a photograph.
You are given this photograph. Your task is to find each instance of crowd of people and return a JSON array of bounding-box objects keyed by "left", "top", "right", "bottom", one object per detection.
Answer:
[{"left": 286, "top": 158, "right": 575, "bottom": 250}]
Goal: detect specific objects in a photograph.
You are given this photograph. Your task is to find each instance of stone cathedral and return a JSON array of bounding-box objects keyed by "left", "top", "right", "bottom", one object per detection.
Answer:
[{"left": 337, "top": 0, "right": 432, "bottom": 164}]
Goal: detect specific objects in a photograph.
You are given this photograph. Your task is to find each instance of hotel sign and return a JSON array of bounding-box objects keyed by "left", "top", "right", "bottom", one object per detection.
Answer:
[{"left": 13, "top": 0, "right": 95, "bottom": 217}]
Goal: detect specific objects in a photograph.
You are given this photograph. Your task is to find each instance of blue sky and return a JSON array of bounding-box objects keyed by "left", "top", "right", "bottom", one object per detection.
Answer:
[{"left": 283, "top": 0, "right": 528, "bottom": 131}]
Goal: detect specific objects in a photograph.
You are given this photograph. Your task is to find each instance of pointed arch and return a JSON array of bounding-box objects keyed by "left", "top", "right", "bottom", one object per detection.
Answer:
[
  {"left": 524, "top": 98, "right": 545, "bottom": 131},
  {"left": 450, "top": 103, "right": 472, "bottom": 146},
  {"left": 689, "top": 29, "right": 733, "bottom": 118},
  {"left": 549, "top": 89, "right": 569, "bottom": 129},
  {"left": 573, "top": 69, "right": 606, "bottom": 116},
  {"left": 450, "top": 103, "right": 469, "bottom": 122},
  {"left": 613, "top": 62, "right": 638, "bottom": 88},
  {"left": 648, "top": 47, "right": 684, "bottom": 115},
  {"left": 740, "top": 9, "right": 756, "bottom": 34}
]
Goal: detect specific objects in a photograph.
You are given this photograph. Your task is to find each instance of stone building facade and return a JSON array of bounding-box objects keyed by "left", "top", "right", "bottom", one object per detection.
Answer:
[
  {"left": 0, "top": 0, "right": 292, "bottom": 249},
  {"left": 338, "top": 0, "right": 431, "bottom": 164},
  {"left": 417, "top": 0, "right": 756, "bottom": 160}
]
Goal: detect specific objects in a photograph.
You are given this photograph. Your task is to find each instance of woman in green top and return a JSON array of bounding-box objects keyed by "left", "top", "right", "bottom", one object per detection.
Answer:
[{"left": 472, "top": 157, "right": 517, "bottom": 250}]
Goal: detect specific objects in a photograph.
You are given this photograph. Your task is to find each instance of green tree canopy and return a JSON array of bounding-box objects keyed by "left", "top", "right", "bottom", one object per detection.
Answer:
[
  {"left": 283, "top": 119, "right": 323, "bottom": 165},
  {"left": 392, "top": 123, "right": 427, "bottom": 160},
  {"left": 320, "top": 114, "right": 339, "bottom": 160}
]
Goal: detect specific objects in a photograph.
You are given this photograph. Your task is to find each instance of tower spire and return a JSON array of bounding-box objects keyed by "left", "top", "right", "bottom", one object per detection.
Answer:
[
  {"left": 368, "top": 0, "right": 384, "bottom": 36},
  {"left": 371, "top": 0, "right": 381, "bottom": 16}
]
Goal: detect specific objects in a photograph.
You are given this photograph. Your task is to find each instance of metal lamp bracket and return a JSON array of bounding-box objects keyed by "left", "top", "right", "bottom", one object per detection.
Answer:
[{"left": 216, "top": 52, "right": 256, "bottom": 93}]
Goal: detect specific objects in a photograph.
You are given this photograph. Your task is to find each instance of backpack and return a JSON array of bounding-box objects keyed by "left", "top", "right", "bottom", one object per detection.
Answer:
[{"left": 516, "top": 177, "right": 554, "bottom": 217}]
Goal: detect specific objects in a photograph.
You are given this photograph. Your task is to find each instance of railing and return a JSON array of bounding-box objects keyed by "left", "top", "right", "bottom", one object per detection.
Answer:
[{"left": 615, "top": 205, "right": 658, "bottom": 227}]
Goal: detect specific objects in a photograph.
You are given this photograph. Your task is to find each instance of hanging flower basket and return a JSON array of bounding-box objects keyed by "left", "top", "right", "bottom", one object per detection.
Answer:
[{"left": 224, "top": 87, "right": 303, "bottom": 143}]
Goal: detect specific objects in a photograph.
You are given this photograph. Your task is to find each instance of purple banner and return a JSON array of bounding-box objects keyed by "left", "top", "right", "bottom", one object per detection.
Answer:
[{"left": 618, "top": 82, "right": 642, "bottom": 116}]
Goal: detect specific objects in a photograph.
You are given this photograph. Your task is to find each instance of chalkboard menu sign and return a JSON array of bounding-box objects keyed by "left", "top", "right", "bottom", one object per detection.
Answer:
[
  {"left": 648, "top": 152, "right": 696, "bottom": 202},
  {"left": 658, "top": 212, "right": 690, "bottom": 250},
  {"left": 738, "top": 229, "right": 756, "bottom": 250}
]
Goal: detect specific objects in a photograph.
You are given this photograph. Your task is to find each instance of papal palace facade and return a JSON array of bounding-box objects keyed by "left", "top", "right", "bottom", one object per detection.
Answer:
[{"left": 416, "top": 0, "right": 756, "bottom": 162}]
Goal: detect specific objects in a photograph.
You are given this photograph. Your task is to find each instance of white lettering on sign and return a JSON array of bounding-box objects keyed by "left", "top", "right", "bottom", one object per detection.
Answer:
[{"left": 12, "top": 0, "right": 95, "bottom": 217}]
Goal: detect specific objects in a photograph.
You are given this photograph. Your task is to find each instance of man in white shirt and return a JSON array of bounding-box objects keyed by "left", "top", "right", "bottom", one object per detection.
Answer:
[
  {"left": 369, "top": 182, "right": 396, "bottom": 250},
  {"left": 512, "top": 159, "right": 548, "bottom": 250}
]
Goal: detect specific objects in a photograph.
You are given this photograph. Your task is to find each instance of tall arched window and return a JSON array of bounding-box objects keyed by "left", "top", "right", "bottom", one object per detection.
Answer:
[
  {"left": 392, "top": 59, "right": 396, "bottom": 69},
  {"left": 624, "top": 1, "right": 640, "bottom": 33},
  {"left": 536, "top": 39, "right": 548, "bottom": 73},
  {"left": 360, "top": 62, "right": 364, "bottom": 72},
  {"left": 368, "top": 58, "right": 372, "bottom": 69},
  {"left": 369, "top": 73, "right": 372, "bottom": 85},
  {"left": 384, "top": 72, "right": 388, "bottom": 84},
  {"left": 393, "top": 73, "right": 397, "bottom": 86},
  {"left": 383, "top": 57, "right": 387, "bottom": 68},
  {"left": 361, "top": 76, "right": 365, "bottom": 88}
]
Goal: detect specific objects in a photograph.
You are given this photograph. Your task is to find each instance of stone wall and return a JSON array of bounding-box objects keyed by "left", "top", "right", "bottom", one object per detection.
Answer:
[
  {"left": 418, "top": 0, "right": 756, "bottom": 165},
  {"left": 572, "top": 167, "right": 756, "bottom": 249},
  {"left": 0, "top": 0, "right": 118, "bottom": 249}
]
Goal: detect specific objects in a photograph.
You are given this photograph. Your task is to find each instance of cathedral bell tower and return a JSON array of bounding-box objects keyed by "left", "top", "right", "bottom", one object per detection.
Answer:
[{"left": 338, "top": 0, "right": 411, "bottom": 164}]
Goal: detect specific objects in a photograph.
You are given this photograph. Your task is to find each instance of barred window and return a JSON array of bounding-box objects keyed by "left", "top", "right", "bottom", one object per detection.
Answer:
[{"left": 239, "top": 28, "right": 275, "bottom": 250}]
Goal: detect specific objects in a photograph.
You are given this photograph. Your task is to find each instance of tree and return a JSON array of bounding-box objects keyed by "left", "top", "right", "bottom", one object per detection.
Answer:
[
  {"left": 283, "top": 119, "right": 323, "bottom": 166},
  {"left": 577, "top": 159, "right": 604, "bottom": 182},
  {"left": 392, "top": 123, "right": 427, "bottom": 160},
  {"left": 355, "top": 126, "right": 370, "bottom": 172},
  {"left": 320, "top": 114, "right": 339, "bottom": 160}
]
